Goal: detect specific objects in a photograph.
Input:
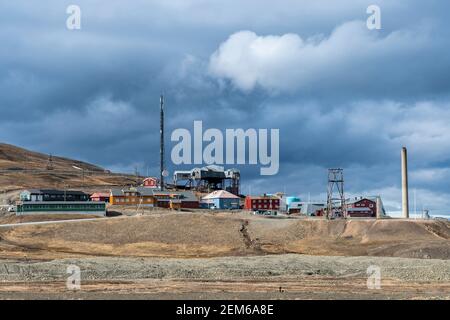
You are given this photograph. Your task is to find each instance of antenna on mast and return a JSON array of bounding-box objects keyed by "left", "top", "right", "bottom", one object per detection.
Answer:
[{"left": 160, "top": 94, "right": 165, "bottom": 191}]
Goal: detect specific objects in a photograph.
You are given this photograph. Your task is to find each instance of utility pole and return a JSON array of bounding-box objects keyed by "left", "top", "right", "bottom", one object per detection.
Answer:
[
  {"left": 160, "top": 95, "right": 165, "bottom": 191},
  {"left": 326, "top": 168, "right": 347, "bottom": 219},
  {"left": 134, "top": 165, "right": 139, "bottom": 186}
]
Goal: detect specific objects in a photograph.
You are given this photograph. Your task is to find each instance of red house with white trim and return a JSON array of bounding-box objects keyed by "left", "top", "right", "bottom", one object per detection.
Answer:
[
  {"left": 143, "top": 177, "right": 158, "bottom": 188},
  {"left": 346, "top": 197, "right": 376, "bottom": 217},
  {"left": 90, "top": 192, "right": 110, "bottom": 203},
  {"left": 244, "top": 195, "right": 280, "bottom": 211}
]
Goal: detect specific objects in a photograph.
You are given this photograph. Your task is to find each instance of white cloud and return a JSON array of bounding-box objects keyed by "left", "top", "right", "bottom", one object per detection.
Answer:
[
  {"left": 410, "top": 168, "right": 450, "bottom": 183},
  {"left": 208, "top": 21, "right": 431, "bottom": 92}
]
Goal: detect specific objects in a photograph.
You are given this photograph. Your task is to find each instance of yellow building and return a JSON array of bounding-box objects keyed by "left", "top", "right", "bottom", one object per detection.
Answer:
[{"left": 110, "top": 187, "right": 155, "bottom": 206}]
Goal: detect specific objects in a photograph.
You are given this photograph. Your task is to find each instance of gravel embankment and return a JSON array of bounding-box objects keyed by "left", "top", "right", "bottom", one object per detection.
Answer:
[{"left": 1, "top": 254, "right": 449, "bottom": 283}]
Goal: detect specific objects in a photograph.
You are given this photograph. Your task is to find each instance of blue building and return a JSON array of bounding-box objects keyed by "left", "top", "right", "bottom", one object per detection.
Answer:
[
  {"left": 201, "top": 190, "right": 240, "bottom": 210},
  {"left": 286, "top": 196, "right": 302, "bottom": 214}
]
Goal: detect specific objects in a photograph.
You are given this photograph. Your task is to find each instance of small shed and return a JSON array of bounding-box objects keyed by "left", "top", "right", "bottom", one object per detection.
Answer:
[{"left": 201, "top": 190, "right": 240, "bottom": 210}]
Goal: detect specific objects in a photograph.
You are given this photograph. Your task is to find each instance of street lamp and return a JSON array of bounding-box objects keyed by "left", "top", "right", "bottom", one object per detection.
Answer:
[{"left": 72, "top": 165, "right": 85, "bottom": 188}]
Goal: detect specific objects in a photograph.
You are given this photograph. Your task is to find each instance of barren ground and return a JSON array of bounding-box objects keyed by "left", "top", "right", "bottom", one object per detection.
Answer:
[
  {"left": 0, "top": 254, "right": 449, "bottom": 299},
  {"left": 0, "top": 211, "right": 448, "bottom": 260},
  {"left": 0, "top": 211, "right": 448, "bottom": 299}
]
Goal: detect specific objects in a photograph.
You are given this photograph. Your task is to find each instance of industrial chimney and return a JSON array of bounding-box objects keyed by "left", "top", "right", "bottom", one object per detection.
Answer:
[
  {"left": 160, "top": 95, "right": 165, "bottom": 191},
  {"left": 401, "top": 147, "right": 409, "bottom": 218},
  {"left": 376, "top": 196, "right": 383, "bottom": 219}
]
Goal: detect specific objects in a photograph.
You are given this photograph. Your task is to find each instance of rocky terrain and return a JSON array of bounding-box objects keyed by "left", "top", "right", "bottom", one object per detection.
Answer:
[{"left": 0, "top": 254, "right": 448, "bottom": 299}]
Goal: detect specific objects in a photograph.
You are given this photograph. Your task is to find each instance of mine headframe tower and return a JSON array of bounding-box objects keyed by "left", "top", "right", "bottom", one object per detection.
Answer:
[
  {"left": 326, "top": 168, "right": 347, "bottom": 219},
  {"left": 172, "top": 166, "right": 240, "bottom": 195}
]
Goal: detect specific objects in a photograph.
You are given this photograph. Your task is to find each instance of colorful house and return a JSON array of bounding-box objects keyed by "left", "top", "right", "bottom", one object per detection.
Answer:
[
  {"left": 152, "top": 190, "right": 199, "bottom": 209},
  {"left": 201, "top": 190, "right": 240, "bottom": 210},
  {"left": 346, "top": 197, "right": 377, "bottom": 217},
  {"left": 110, "top": 187, "right": 155, "bottom": 206},
  {"left": 244, "top": 195, "right": 280, "bottom": 212},
  {"left": 90, "top": 192, "right": 110, "bottom": 203},
  {"left": 143, "top": 177, "right": 159, "bottom": 188},
  {"left": 110, "top": 187, "right": 199, "bottom": 209}
]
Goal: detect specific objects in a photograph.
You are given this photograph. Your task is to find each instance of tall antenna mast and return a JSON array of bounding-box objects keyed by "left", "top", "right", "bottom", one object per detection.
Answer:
[{"left": 160, "top": 94, "right": 165, "bottom": 191}]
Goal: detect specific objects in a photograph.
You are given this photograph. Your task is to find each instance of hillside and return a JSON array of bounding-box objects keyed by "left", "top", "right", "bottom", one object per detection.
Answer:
[
  {"left": 0, "top": 212, "right": 448, "bottom": 260},
  {"left": 0, "top": 143, "right": 103, "bottom": 172},
  {"left": 0, "top": 143, "right": 140, "bottom": 192}
]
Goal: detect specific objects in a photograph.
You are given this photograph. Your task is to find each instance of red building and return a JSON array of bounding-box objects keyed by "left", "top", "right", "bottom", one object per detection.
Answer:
[
  {"left": 245, "top": 195, "right": 280, "bottom": 211},
  {"left": 143, "top": 177, "right": 158, "bottom": 188},
  {"left": 346, "top": 198, "right": 376, "bottom": 217},
  {"left": 152, "top": 191, "right": 199, "bottom": 209},
  {"left": 90, "top": 192, "right": 110, "bottom": 203}
]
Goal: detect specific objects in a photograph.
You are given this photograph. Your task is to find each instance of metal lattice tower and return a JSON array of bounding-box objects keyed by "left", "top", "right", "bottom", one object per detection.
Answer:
[{"left": 326, "top": 168, "right": 347, "bottom": 219}]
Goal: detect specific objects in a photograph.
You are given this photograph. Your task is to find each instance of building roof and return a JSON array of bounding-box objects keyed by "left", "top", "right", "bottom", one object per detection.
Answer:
[
  {"left": 247, "top": 195, "right": 279, "bottom": 200},
  {"left": 22, "top": 189, "right": 87, "bottom": 196},
  {"left": 90, "top": 192, "right": 110, "bottom": 198},
  {"left": 152, "top": 190, "right": 198, "bottom": 202},
  {"left": 110, "top": 187, "right": 154, "bottom": 197},
  {"left": 202, "top": 190, "right": 240, "bottom": 200},
  {"left": 110, "top": 187, "right": 198, "bottom": 202},
  {"left": 110, "top": 188, "right": 123, "bottom": 196},
  {"left": 347, "top": 197, "right": 376, "bottom": 205}
]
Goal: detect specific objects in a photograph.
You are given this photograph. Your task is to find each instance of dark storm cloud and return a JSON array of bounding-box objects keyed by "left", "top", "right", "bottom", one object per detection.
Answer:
[{"left": 1, "top": 0, "right": 450, "bottom": 214}]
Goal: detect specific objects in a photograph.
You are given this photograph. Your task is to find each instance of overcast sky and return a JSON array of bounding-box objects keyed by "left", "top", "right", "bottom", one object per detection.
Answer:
[{"left": 1, "top": 0, "right": 450, "bottom": 215}]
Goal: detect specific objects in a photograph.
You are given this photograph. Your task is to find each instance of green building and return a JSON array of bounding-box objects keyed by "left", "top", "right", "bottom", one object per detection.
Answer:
[{"left": 16, "top": 201, "right": 106, "bottom": 216}]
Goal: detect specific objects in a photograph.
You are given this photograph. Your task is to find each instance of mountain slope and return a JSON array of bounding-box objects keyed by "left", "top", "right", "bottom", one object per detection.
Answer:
[
  {"left": 0, "top": 143, "right": 103, "bottom": 171},
  {"left": 0, "top": 143, "right": 140, "bottom": 192}
]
